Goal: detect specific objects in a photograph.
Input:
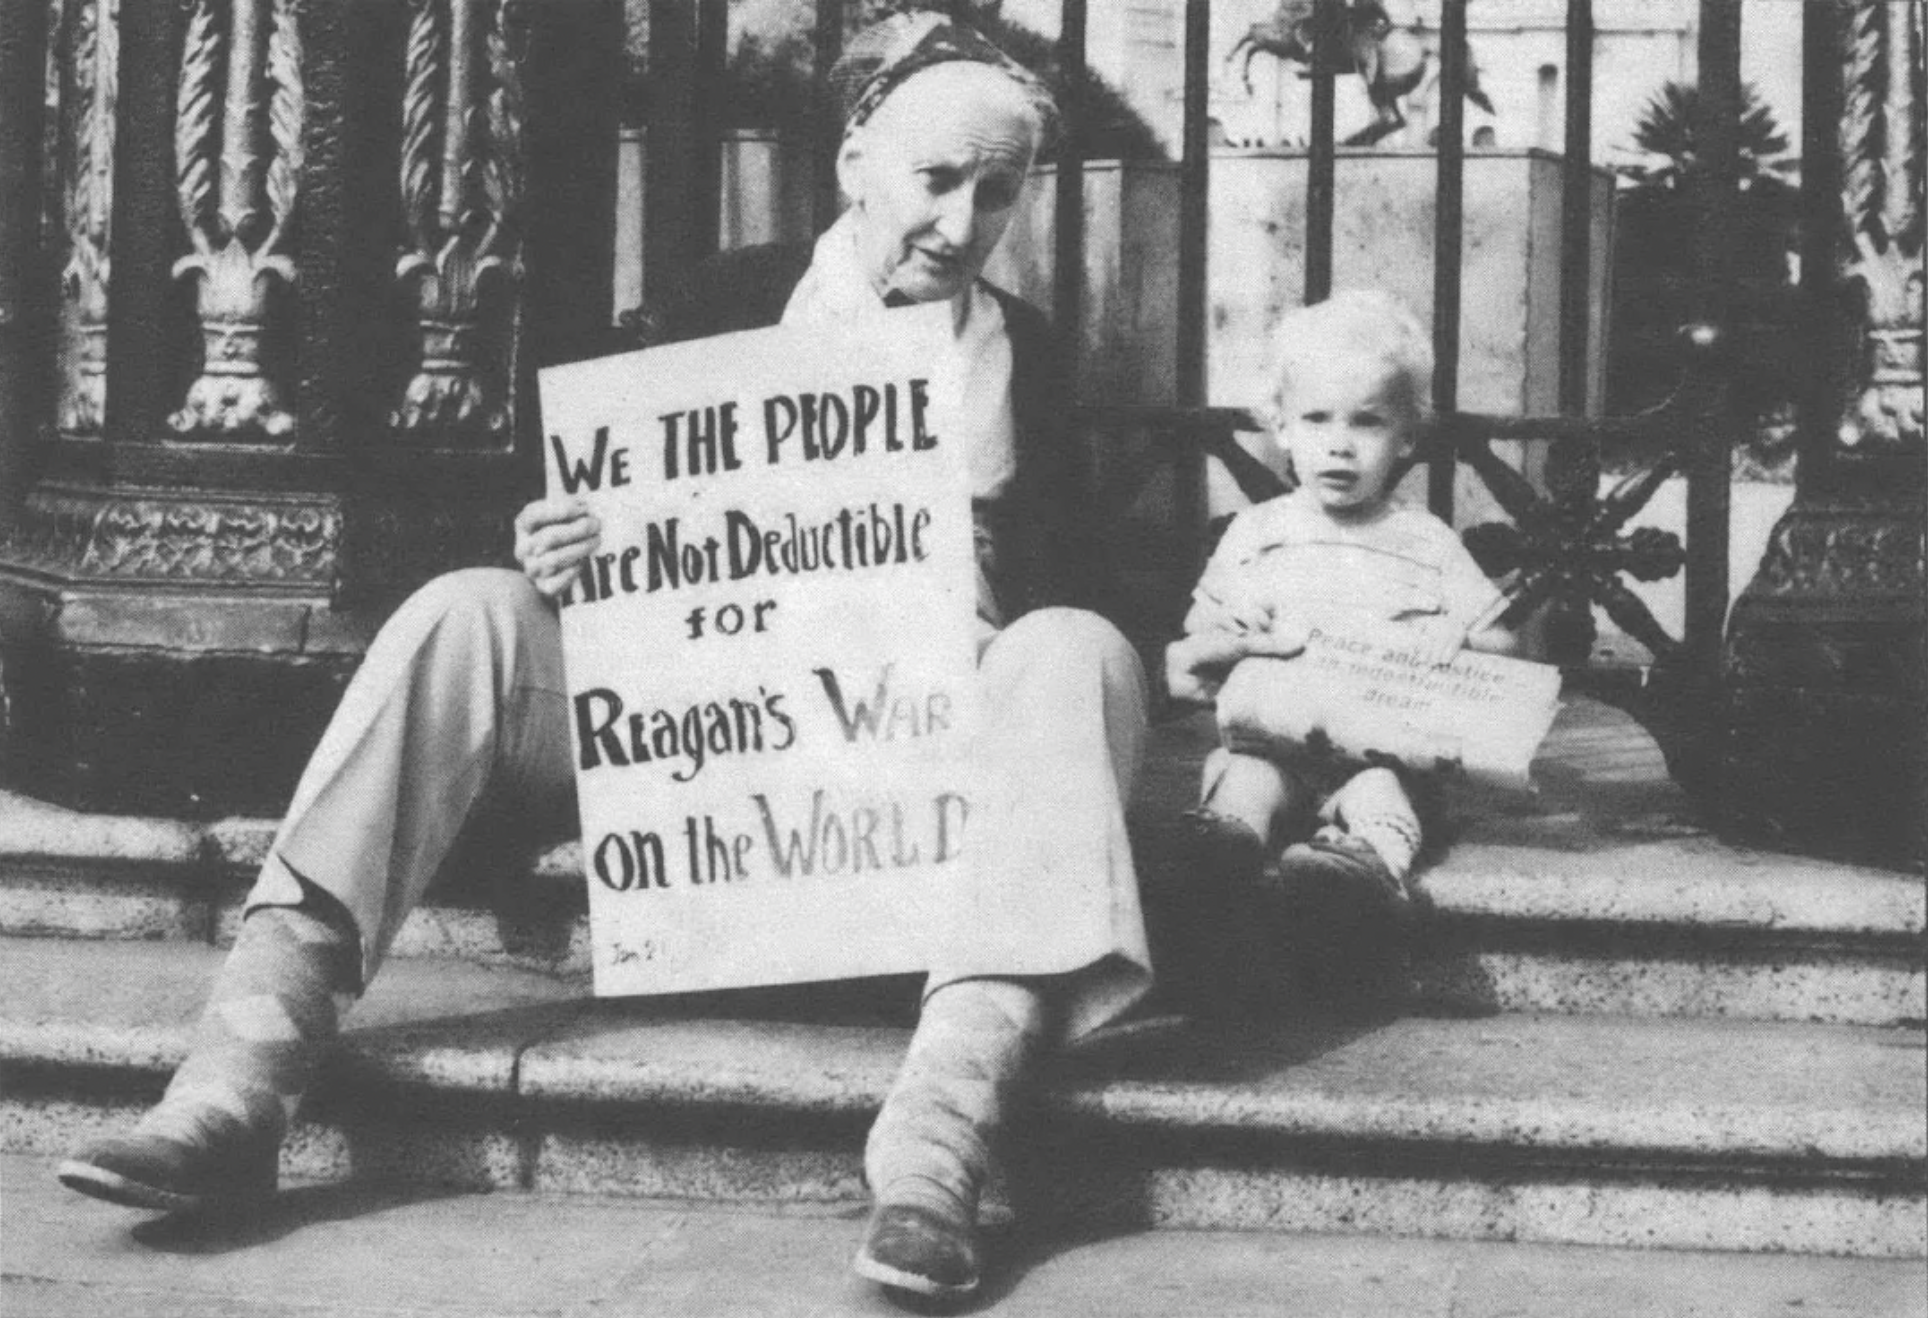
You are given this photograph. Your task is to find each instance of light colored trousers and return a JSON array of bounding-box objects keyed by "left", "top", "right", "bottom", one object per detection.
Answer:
[{"left": 247, "top": 568, "right": 1153, "bottom": 1042}]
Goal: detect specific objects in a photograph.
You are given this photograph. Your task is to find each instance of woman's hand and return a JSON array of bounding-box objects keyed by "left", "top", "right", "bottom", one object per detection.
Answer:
[{"left": 514, "top": 496, "right": 600, "bottom": 602}]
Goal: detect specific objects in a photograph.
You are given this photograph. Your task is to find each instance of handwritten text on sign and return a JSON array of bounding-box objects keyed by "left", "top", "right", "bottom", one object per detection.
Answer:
[
  {"left": 1215, "top": 624, "right": 1563, "bottom": 790},
  {"left": 538, "top": 308, "right": 977, "bottom": 997}
]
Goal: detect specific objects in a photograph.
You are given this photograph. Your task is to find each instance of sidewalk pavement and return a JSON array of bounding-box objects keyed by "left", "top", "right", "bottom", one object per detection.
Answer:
[{"left": 4, "top": 1156, "right": 1922, "bottom": 1318}]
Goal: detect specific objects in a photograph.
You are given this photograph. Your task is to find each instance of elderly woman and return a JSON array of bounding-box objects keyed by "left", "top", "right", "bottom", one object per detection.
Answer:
[{"left": 59, "top": 13, "right": 1151, "bottom": 1303}]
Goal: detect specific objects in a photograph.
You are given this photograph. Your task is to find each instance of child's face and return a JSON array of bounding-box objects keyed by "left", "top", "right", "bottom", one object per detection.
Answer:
[{"left": 1274, "top": 356, "right": 1417, "bottom": 517}]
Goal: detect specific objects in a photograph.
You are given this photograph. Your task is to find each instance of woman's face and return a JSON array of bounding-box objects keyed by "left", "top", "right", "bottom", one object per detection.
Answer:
[{"left": 839, "top": 62, "right": 1040, "bottom": 303}]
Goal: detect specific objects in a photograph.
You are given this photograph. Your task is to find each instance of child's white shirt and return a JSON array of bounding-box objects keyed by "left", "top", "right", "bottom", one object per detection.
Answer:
[{"left": 1188, "top": 489, "right": 1501, "bottom": 636}]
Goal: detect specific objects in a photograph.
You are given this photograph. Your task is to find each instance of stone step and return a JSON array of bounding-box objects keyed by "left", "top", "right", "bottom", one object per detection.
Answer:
[
  {"left": 9, "top": 1150, "right": 1928, "bottom": 1318},
  {"left": 3, "top": 703, "right": 1921, "bottom": 1026},
  {"left": 3, "top": 936, "right": 1922, "bottom": 1259}
]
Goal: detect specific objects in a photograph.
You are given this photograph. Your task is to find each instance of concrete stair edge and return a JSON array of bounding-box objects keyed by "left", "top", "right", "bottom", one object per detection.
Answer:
[
  {"left": 7, "top": 784, "right": 1921, "bottom": 1027},
  {"left": 4, "top": 789, "right": 1921, "bottom": 943},
  {"left": 9, "top": 937, "right": 1922, "bottom": 1260},
  {"left": 4, "top": 937, "right": 1921, "bottom": 1173},
  {"left": 4, "top": 880, "right": 1922, "bottom": 1030}
]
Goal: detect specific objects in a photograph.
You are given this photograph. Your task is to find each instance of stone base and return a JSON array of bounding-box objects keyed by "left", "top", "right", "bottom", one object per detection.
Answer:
[
  {"left": 1722, "top": 680, "right": 1924, "bottom": 871},
  {"left": 1722, "top": 501, "right": 1925, "bottom": 872},
  {"left": 0, "top": 575, "right": 367, "bottom": 818},
  {"left": 0, "top": 477, "right": 520, "bottom": 818}
]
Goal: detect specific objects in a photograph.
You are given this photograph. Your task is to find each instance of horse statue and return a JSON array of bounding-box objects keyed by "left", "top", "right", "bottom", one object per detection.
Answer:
[{"left": 1227, "top": 1, "right": 1495, "bottom": 147}]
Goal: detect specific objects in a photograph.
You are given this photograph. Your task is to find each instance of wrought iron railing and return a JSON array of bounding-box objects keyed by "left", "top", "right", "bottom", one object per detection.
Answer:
[
  {"left": 621, "top": 0, "right": 1753, "bottom": 801},
  {"left": 1041, "top": 0, "right": 1746, "bottom": 801}
]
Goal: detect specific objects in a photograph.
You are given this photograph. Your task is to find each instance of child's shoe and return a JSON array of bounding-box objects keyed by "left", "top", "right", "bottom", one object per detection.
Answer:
[
  {"left": 1277, "top": 830, "right": 1410, "bottom": 917},
  {"left": 1274, "top": 830, "right": 1413, "bottom": 1001}
]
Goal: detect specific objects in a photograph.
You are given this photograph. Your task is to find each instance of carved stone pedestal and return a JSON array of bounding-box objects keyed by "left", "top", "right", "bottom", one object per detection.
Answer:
[
  {"left": 1721, "top": 1, "right": 1924, "bottom": 870},
  {"left": 0, "top": 476, "right": 536, "bottom": 814},
  {"left": 0, "top": 0, "right": 620, "bottom": 817},
  {"left": 1725, "top": 498, "right": 1924, "bottom": 867},
  {"left": 0, "top": 488, "right": 361, "bottom": 815}
]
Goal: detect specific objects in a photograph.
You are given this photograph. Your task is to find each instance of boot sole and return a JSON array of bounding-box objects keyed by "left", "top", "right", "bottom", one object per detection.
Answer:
[
  {"left": 55, "top": 1158, "right": 201, "bottom": 1213},
  {"left": 852, "top": 1245, "right": 979, "bottom": 1302}
]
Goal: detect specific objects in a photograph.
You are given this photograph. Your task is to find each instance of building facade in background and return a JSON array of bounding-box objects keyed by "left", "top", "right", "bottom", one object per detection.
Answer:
[{"left": 1005, "top": 0, "right": 1802, "bottom": 169}]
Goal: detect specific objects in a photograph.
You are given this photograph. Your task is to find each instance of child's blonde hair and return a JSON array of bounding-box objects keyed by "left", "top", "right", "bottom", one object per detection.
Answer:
[{"left": 1260, "top": 289, "right": 1434, "bottom": 430}]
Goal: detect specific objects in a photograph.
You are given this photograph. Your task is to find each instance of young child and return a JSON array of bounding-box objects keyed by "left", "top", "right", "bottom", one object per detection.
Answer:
[{"left": 1164, "top": 289, "right": 1516, "bottom": 997}]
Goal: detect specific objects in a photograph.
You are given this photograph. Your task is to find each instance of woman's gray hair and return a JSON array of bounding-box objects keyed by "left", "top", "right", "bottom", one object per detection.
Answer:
[{"left": 828, "top": 11, "right": 1059, "bottom": 150}]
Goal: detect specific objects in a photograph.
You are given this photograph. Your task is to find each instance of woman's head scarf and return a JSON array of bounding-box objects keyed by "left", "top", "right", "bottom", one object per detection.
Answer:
[{"left": 828, "top": 11, "right": 1059, "bottom": 150}]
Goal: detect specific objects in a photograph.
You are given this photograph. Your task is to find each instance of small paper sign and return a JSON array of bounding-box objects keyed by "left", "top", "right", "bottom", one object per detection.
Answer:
[
  {"left": 538, "top": 307, "right": 980, "bottom": 997},
  {"left": 1215, "top": 624, "right": 1563, "bottom": 790}
]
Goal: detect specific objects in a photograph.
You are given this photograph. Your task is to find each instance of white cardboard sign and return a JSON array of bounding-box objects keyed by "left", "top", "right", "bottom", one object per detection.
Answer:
[
  {"left": 538, "top": 308, "right": 980, "bottom": 997},
  {"left": 1215, "top": 624, "right": 1564, "bottom": 790}
]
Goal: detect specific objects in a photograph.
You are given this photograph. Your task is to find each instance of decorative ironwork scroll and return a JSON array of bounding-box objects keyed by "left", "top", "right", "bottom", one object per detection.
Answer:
[
  {"left": 169, "top": 0, "right": 304, "bottom": 440},
  {"left": 52, "top": 0, "right": 118, "bottom": 436},
  {"left": 391, "top": 0, "right": 526, "bottom": 445},
  {"left": 1837, "top": 0, "right": 1923, "bottom": 453},
  {"left": 1459, "top": 424, "right": 1687, "bottom": 664}
]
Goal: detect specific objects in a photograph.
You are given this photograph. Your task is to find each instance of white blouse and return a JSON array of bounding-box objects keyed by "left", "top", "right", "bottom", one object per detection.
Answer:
[{"left": 779, "top": 211, "right": 1018, "bottom": 503}]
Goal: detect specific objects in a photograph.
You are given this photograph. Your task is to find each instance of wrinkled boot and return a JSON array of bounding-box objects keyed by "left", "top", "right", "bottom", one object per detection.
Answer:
[
  {"left": 856, "top": 1200, "right": 983, "bottom": 1302},
  {"left": 855, "top": 978, "right": 1046, "bottom": 1303},
  {"left": 58, "top": 902, "right": 356, "bottom": 1212},
  {"left": 57, "top": 1093, "right": 285, "bottom": 1214}
]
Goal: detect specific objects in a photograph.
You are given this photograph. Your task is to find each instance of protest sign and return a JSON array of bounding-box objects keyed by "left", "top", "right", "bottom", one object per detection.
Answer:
[
  {"left": 538, "top": 307, "right": 980, "bottom": 997},
  {"left": 1215, "top": 624, "right": 1563, "bottom": 790}
]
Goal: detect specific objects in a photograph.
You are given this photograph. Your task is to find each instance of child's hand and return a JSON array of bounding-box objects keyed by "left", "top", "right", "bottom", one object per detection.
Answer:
[
  {"left": 1463, "top": 614, "right": 1522, "bottom": 657},
  {"left": 1165, "top": 627, "right": 1304, "bottom": 704},
  {"left": 1260, "top": 614, "right": 1312, "bottom": 656},
  {"left": 1166, "top": 633, "right": 1240, "bottom": 703},
  {"left": 1164, "top": 642, "right": 1218, "bottom": 704},
  {"left": 1184, "top": 585, "right": 1274, "bottom": 637},
  {"left": 1411, "top": 613, "right": 1470, "bottom": 668}
]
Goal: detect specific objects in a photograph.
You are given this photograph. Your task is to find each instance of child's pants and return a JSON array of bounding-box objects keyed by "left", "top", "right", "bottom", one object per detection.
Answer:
[{"left": 1200, "top": 748, "right": 1423, "bottom": 878}]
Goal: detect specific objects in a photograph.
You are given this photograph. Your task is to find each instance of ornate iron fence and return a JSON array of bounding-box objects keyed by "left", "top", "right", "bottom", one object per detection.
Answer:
[
  {"left": 1060, "top": 1, "right": 1744, "bottom": 799},
  {"left": 0, "top": 0, "right": 1835, "bottom": 822}
]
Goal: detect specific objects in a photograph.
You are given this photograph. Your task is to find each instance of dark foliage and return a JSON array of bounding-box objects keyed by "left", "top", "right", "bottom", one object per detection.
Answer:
[
  {"left": 1606, "top": 80, "right": 1801, "bottom": 476},
  {"left": 1620, "top": 80, "right": 1793, "bottom": 190}
]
